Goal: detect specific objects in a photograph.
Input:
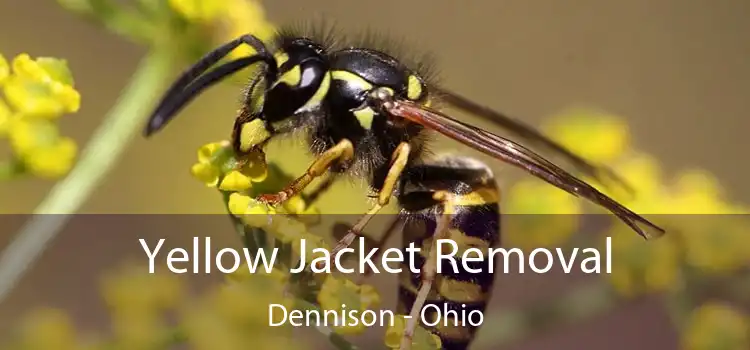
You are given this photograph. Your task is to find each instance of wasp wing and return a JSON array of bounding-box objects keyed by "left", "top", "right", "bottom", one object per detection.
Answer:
[
  {"left": 434, "top": 88, "right": 633, "bottom": 195},
  {"left": 384, "top": 99, "right": 665, "bottom": 239}
]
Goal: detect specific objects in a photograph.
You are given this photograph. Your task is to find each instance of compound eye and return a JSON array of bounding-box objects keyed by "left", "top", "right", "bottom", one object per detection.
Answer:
[{"left": 406, "top": 74, "right": 428, "bottom": 101}]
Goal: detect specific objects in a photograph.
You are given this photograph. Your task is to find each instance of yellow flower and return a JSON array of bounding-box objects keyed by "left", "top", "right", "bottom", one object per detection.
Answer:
[
  {"left": 667, "top": 170, "right": 729, "bottom": 214},
  {"left": 505, "top": 179, "right": 581, "bottom": 249},
  {"left": 101, "top": 265, "right": 184, "bottom": 313},
  {"left": 168, "top": 0, "right": 227, "bottom": 23},
  {"left": 211, "top": 282, "right": 288, "bottom": 327},
  {"left": 190, "top": 162, "right": 220, "bottom": 186},
  {"left": 182, "top": 275, "right": 299, "bottom": 350},
  {"left": 197, "top": 141, "right": 227, "bottom": 163},
  {"left": 0, "top": 98, "right": 11, "bottom": 135},
  {"left": 605, "top": 226, "right": 681, "bottom": 297},
  {"left": 612, "top": 153, "right": 663, "bottom": 196},
  {"left": 219, "top": 0, "right": 277, "bottom": 60},
  {"left": 683, "top": 302, "right": 749, "bottom": 350},
  {"left": 4, "top": 54, "right": 80, "bottom": 118},
  {"left": 384, "top": 315, "right": 442, "bottom": 350},
  {"left": 101, "top": 266, "right": 183, "bottom": 348},
  {"left": 679, "top": 215, "right": 750, "bottom": 274},
  {"left": 18, "top": 308, "right": 81, "bottom": 350},
  {"left": 24, "top": 137, "right": 77, "bottom": 178},
  {"left": 543, "top": 108, "right": 631, "bottom": 163},
  {"left": 111, "top": 310, "right": 166, "bottom": 349},
  {"left": 227, "top": 192, "right": 277, "bottom": 227},
  {"left": 317, "top": 275, "right": 381, "bottom": 335},
  {"left": 0, "top": 53, "right": 8, "bottom": 85},
  {"left": 218, "top": 170, "right": 253, "bottom": 191},
  {"left": 7, "top": 118, "right": 78, "bottom": 178},
  {"left": 283, "top": 195, "right": 308, "bottom": 215},
  {"left": 190, "top": 141, "right": 267, "bottom": 190},
  {"left": 227, "top": 192, "right": 253, "bottom": 216}
]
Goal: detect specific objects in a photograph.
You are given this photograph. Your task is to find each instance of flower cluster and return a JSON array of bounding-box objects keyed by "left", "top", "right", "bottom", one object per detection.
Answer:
[
  {"left": 317, "top": 275, "right": 382, "bottom": 335},
  {"left": 57, "top": 0, "right": 276, "bottom": 66},
  {"left": 188, "top": 139, "right": 442, "bottom": 347},
  {"left": 168, "top": 0, "right": 276, "bottom": 59},
  {"left": 511, "top": 108, "right": 750, "bottom": 349},
  {"left": 0, "top": 53, "right": 80, "bottom": 179},
  {"left": 683, "top": 302, "right": 749, "bottom": 350},
  {"left": 504, "top": 108, "right": 750, "bottom": 297},
  {"left": 5, "top": 263, "right": 305, "bottom": 350}
]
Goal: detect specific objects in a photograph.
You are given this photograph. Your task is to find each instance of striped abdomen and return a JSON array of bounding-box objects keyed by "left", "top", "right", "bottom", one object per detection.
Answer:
[{"left": 398, "top": 185, "right": 501, "bottom": 350}]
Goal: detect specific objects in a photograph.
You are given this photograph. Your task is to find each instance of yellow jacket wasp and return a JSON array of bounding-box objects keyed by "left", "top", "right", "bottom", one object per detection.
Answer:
[{"left": 144, "top": 24, "right": 665, "bottom": 350}]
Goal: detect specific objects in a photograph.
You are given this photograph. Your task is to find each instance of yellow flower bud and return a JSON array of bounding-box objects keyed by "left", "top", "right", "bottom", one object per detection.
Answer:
[
  {"left": 227, "top": 193, "right": 253, "bottom": 216},
  {"left": 0, "top": 54, "right": 8, "bottom": 85},
  {"left": 505, "top": 179, "right": 581, "bottom": 249},
  {"left": 282, "top": 195, "right": 307, "bottom": 215},
  {"left": 24, "top": 137, "right": 78, "bottom": 178},
  {"left": 606, "top": 227, "right": 681, "bottom": 297},
  {"left": 219, "top": 170, "right": 253, "bottom": 191},
  {"left": 4, "top": 54, "right": 80, "bottom": 118},
  {"left": 668, "top": 170, "right": 726, "bottom": 214},
  {"left": 197, "top": 141, "right": 227, "bottom": 163},
  {"left": 242, "top": 202, "right": 275, "bottom": 227},
  {"left": 3, "top": 75, "right": 80, "bottom": 118},
  {"left": 609, "top": 153, "right": 664, "bottom": 204},
  {"left": 222, "top": 0, "right": 276, "bottom": 60},
  {"left": 543, "top": 108, "right": 631, "bottom": 163},
  {"left": 8, "top": 118, "right": 60, "bottom": 156},
  {"left": 20, "top": 308, "right": 79, "bottom": 350},
  {"left": 317, "top": 276, "right": 381, "bottom": 335},
  {"left": 684, "top": 302, "right": 749, "bottom": 350},
  {"left": 0, "top": 98, "right": 11, "bottom": 136},
  {"left": 11, "top": 54, "right": 46, "bottom": 81},
  {"left": 168, "top": 0, "right": 227, "bottom": 23},
  {"left": 190, "top": 162, "right": 220, "bottom": 187}
]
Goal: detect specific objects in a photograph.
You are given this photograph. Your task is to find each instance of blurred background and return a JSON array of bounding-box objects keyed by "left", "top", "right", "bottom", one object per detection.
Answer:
[{"left": 0, "top": 0, "right": 749, "bottom": 349}]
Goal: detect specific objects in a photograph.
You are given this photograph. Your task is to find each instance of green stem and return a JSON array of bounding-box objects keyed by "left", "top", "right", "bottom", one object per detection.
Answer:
[{"left": 0, "top": 50, "right": 173, "bottom": 304}]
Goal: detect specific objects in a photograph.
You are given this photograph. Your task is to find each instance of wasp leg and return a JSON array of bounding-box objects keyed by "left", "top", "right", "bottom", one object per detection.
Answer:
[
  {"left": 321, "top": 142, "right": 412, "bottom": 265},
  {"left": 400, "top": 191, "right": 455, "bottom": 350},
  {"left": 256, "top": 139, "right": 354, "bottom": 205}
]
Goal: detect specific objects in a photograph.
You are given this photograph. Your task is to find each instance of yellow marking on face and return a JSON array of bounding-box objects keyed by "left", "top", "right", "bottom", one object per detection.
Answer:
[
  {"left": 276, "top": 65, "right": 301, "bottom": 87},
  {"left": 452, "top": 187, "right": 500, "bottom": 206},
  {"left": 239, "top": 119, "right": 271, "bottom": 152},
  {"left": 353, "top": 107, "right": 376, "bottom": 129},
  {"left": 299, "top": 73, "right": 330, "bottom": 111},
  {"left": 274, "top": 51, "right": 289, "bottom": 67},
  {"left": 407, "top": 75, "right": 423, "bottom": 100},
  {"left": 331, "top": 70, "right": 374, "bottom": 90}
]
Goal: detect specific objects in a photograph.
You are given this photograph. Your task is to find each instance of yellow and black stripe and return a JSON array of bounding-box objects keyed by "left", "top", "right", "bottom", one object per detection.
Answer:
[{"left": 397, "top": 156, "right": 500, "bottom": 350}]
